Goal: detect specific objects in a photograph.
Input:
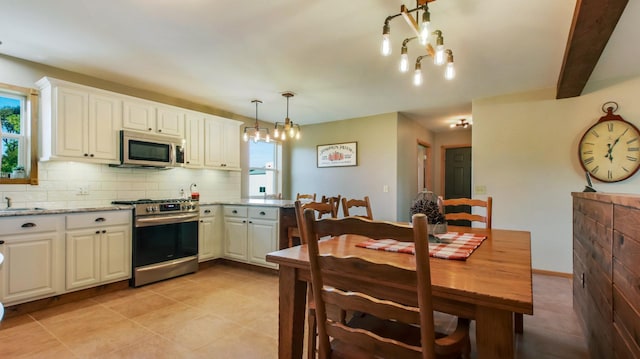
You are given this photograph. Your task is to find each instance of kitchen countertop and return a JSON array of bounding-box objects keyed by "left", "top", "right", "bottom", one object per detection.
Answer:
[
  {"left": 0, "top": 199, "right": 296, "bottom": 218},
  {"left": 0, "top": 205, "right": 133, "bottom": 218}
]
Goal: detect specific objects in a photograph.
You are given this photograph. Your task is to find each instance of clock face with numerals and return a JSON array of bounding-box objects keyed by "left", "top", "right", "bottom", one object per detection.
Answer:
[{"left": 579, "top": 119, "right": 640, "bottom": 182}]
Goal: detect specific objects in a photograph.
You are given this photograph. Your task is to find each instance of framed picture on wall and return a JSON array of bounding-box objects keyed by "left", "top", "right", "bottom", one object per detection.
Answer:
[{"left": 317, "top": 142, "right": 358, "bottom": 168}]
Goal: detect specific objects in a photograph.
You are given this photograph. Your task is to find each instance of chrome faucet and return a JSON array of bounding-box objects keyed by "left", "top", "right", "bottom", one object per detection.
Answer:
[{"left": 4, "top": 196, "right": 11, "bottom": 208}]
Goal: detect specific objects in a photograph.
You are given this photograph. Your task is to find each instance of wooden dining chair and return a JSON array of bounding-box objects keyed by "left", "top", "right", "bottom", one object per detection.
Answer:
[
  {"left": 303, "top": 210, "right": 471, "bottom": 359},
  {"left": 341, "top": 196, "right": 373, "bottom": 220},
  {"left": 296, "top": 193, "right": 317, "bottom": 202},
  {"left": 441, "top": 196, "right": 492, "bottom": 229},
  {"left": 440, "top": 196, "right": 522, "bottom": 333},
  {"left": 288, "top": 200, "right": 336, "bottom": 247},
  {"left": 320, "top": 195, "right": 341, "bottom": 218}
]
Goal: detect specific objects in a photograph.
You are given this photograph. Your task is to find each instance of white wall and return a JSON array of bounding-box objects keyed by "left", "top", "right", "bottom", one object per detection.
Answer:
[
  {"left": 473, "top": 76, "right": 640, "bottom": 273},
  {"left": 290, "top": 113, "right": 399, "bottom": 221}
]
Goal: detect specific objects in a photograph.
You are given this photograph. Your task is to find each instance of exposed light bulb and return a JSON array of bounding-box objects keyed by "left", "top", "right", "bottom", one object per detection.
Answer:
[
  {"left": 295, "top": 131, "right": 300, "bottom": 140},
  {"left": 280, "top": 132, "right": 286, "bottom": 140},
  {"left": 444, "top": 50, "right": 455, "bottom": 80},
  {"left": 274, "top": 128, "right": 280, "bottom": 138},
  {"left": 243, "top": 132, "right": 248, "bottom": 142},
  {"left": 434, "top": 45, "right": 445, "bottom": 65},
  {"left": 289, "top": 127, "right": 295, "bottom": 138},
  {"left": 254, "top": 132, "right": 260, "bottom": 142},
  {"left": 445, "top": 62, "right": 455, "bottom": 80},
  {"left": 399, "top": 52, "right": 409, "bottom": 73},
  {"left": 381, "top": 23, "right": 391, "bottom": 56},
  {"left": 265, "top": 133, "right": 270, "bottom": 143},
  {"left": 381, "top": 34, "right": 391, "bottom": 56},
  {"left": 413, "top": 69, "right": 422, "bottom": 86},
  {"left": 419, "top": 9, "right": 430, "bottom": 45}
]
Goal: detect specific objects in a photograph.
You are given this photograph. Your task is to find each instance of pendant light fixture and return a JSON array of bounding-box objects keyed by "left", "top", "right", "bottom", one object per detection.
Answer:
[
  {"left": 273, "top": 92, "right": 301, "bottom": 140},
  {"left": 243, "top": 99, "right": 270, "bottom": 143},
  {"left": 381, "top": 0, "right": 456, "bottom": 86}
]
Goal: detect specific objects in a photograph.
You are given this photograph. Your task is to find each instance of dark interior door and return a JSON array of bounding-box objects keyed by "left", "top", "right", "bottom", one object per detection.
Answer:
[{"left": 444, "top": 147, "right": 472, "bottom": 226}]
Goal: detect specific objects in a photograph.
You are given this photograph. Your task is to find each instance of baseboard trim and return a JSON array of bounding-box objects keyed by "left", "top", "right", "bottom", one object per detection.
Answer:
[{"left": 532, "top": 268, "right": 573, "bottom": 278}]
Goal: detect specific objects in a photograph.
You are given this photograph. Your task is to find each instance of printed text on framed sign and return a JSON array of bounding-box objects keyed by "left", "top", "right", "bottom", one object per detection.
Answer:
[{"left": 317, "top": 142, "right": 357, "bottom": 168}]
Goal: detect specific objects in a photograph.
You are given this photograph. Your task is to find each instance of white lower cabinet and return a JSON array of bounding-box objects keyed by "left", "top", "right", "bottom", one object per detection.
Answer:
[
  {"left": 223, "top": 206, "right": 278, "bottom": 269},
  {"left": 0, "top": 215, "right": 65, "bottom": 306},
  {"left": 65, "top": 211, "right": 131, "bottom": 291},
  {"left": 198, "top": 205, "right": 222, "bottom": 262}
]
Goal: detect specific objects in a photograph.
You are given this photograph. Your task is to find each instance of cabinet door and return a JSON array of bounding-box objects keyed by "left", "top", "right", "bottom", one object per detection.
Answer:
[
  {"left": 224, "top": 217, "right": 248, "bottom": 261},
  {"left": 101, "top": 225, "right": 131, "bottom": 282},
  {"left": 156, "top": 106, "right": 185, "bottom": 137},
  {"left": 248, "top": 219, "right": 278, "bottom": 268},
  {"left": 0, "top": 232, "right": 63, "bottom": 304},
  {"left": 185, "top": 113, "right": 204, "bottom": 168},
  {"left": 123, "top": 99, "right": 155, "bottom": 132},
  {"left": 66, "top": 230, "right": 101, "bottom": 290},
  {"left": 55, "top": 86, "right": 88, "bottom": 158},
  {"left": 199, "top": 216, "right": 215, "bottom": 261},
  {"left": 204, "top": 116, "right": 224, "bottom": 168},
  {"left": 88, "top": 93, "right": 122, "bottom": 162},
  {"left": 222, "top": 120, "right": 241, "bottom": 169}
]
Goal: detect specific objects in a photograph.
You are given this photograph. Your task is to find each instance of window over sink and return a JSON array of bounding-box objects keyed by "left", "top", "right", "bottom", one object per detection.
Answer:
[{"left": 0, "top": 82, "right": 38, "bottom": 185}]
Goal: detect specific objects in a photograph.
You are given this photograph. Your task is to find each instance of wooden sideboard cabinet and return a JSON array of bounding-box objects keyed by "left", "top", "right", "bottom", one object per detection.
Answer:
[{"left": 572, "top": 192, "right": 640, "bottom": 358}]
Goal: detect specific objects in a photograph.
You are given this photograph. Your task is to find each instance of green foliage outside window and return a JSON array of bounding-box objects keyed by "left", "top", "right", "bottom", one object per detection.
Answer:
[{"left": 1, "top": 103, "right": 21, "bottom": 173}]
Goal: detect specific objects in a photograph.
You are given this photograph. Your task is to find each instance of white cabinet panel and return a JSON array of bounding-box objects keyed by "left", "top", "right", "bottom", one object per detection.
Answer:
[
  {"left": 199, "top": 205, "right": 222, "bottom": 262},
  {"left": 223, "top": 205, "right": 278, "bottom": 269}
]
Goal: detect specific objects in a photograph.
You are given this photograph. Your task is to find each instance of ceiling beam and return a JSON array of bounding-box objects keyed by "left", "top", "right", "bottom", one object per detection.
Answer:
[{"left": 556, "top": 0, "right": 628, "bottom": 99}]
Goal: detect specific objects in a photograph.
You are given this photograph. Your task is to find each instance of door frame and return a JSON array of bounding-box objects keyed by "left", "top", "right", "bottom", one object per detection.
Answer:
[
  {"left": 440, "top": 144, "right": 471, "bottom": 196},
  {"left": 417, "top": 140, "right": 432, "bottom": 192}
]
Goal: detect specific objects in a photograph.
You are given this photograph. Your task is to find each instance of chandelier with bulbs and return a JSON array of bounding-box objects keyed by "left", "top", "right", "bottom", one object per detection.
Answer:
[
  {"left": 243, "top": 99, "right": 271, "bottom": 142},
  {"left": 273, "top": 92, "right": 301, "bottom": 140},
  {"left": 381, "top": 0, "right": 456, "bottom": 86}
]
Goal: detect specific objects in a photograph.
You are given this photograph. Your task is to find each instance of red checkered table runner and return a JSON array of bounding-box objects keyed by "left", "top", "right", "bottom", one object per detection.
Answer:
[{"left": 355, "top": 232, "right": 487, "bottom": 260}]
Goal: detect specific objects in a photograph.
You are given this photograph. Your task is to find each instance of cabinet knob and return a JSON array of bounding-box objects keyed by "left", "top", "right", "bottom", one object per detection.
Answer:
[
  {"left": 95, "top": 217, "right": 106, "bottom": 222},
  {"left": 158, "top": 129, "right": 162, "bottom": 132},
  {"left": 21, "top": 222, "right": 36, "bottom": 228},
  {"left": 102, "top": 230, "right": 106, "bottom": 233},
  {"left": 84, "top": 153, "right": 89, "bottom": 157},
  {"left": 96, "top": 230, "right": 100, "bottom": 234},
  {"left": 90, "top": 154, "right": 94, "bottom": 157},
  {"left": 148, "top": 128, "right": 153, "bottom": 131},
  {"left": 232, "top": 210, "right": 237, "bottom": 214},
  {"left": 0, "top": 240, "right": 4, "bottom": 245},
  {"left": 259, "top": 211, "right": 266, "bottom": 216}
]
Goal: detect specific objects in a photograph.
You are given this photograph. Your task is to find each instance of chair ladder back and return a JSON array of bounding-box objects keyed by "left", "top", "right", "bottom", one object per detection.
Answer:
[
  {"left": 303, "top": 210, "right": 441, "bottom": 359},
  {"left": 296, "top": 193, "right": 317, "bottom": 202},
  {"left": 321, "top": 195, "right": 342, "bottom": 218},
  {"left": 441, "top": 196, "right": 492, "bottom": 229},
  {"left": 341, "top": 196, "right": 373, "bottom": 220}
]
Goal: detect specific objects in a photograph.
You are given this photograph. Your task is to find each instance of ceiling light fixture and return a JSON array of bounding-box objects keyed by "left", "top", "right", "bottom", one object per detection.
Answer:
[
  {"left": 450, "top": 118, "right": 471, "bottom": 129},
  {"left": 381, "top": 0, "right": 456, "bottom": 85},
  {"left": 274, "top": 92, "right": 301, "bottom": 141},
  {"left": 243, "top": 100, "right": 270, "bottom": 143}
]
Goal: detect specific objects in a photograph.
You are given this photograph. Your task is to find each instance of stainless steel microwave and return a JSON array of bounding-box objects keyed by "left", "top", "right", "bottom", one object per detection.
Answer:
[{"left": 118, "top": 130, "right": 185, "bottom": 168}]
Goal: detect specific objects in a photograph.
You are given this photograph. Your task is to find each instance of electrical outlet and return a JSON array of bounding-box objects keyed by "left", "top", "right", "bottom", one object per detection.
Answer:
[
  {"left": 475, "top": 185, "right": 487, "bottom": 195},
  {"left": 383, "top": 185, "right": 389, "bottom": 193}
]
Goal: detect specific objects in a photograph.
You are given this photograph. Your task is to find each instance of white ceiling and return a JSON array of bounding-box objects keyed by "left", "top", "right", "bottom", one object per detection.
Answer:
[{"left": 1, "top": 0, "right": 639, "bottom": 132}]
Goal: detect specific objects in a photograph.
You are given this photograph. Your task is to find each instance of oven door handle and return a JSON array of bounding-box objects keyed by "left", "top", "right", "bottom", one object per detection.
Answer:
[{"left": 136, "top": 213, "right": 199, "bottom": 227}]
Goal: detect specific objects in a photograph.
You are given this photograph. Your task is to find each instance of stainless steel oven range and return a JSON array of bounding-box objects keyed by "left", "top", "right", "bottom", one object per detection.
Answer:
[{"left": 112, "top": 198, "right": 199, "bottom": 287}]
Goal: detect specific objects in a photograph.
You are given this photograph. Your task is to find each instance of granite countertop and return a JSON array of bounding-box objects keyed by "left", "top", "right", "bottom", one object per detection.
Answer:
[
  {"left": 0, "top": 205, "right": 133, "bottom": 218},
  {"left": 200, "top": 199, "right": 296, "bottom": 208},
  {"left": 0, "top": 199, "right": 298, "bottom": 218}
]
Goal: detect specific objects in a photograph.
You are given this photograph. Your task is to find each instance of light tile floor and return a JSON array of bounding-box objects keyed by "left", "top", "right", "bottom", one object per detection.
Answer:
[{"left": 0, "top": 263, "right": 588, "bottom": 358}]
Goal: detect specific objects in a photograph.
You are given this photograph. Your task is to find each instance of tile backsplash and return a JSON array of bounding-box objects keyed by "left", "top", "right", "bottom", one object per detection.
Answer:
[{"left": 0, "top": 162, "right": 241, "bottom": 209}]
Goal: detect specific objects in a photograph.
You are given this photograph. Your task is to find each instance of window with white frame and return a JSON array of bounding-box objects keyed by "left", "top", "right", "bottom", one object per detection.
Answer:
[
  {"left": 0, "top": 82, "right": 37, "bottom": 184},
  {"left": 248, "top": 140, "right": 281, "bottom": 198}
]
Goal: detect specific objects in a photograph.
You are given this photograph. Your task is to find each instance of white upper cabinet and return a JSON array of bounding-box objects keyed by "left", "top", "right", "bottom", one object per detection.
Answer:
[
  {"left": 185, "top": 112, "right": 205, "bottom": 168},
  {"left": 204, "top": 115, "right": 241, "bottom": 170},
  {"left": 37, "top": 77, "right": 122, "bottom": 164},
  {"left": 122, "top": 99, "right": 185, "bottom": 138}
]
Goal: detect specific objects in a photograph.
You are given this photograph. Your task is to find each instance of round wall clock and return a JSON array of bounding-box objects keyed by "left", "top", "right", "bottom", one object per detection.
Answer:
[{"left": 579, "top": 102, "right": 640, "bottom": 182}]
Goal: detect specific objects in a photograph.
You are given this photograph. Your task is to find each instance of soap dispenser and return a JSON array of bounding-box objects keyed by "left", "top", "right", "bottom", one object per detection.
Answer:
[{"left": 190, "top": 183, "right": 200, "bottom": 200}]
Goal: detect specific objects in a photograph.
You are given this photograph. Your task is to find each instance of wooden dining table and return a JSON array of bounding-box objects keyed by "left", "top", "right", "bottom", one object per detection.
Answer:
[{"left": 265, "top": 225, "right": 533, "bottom": 359}]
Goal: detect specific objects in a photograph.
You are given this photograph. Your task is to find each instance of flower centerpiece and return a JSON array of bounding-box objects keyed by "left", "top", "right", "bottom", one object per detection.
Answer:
[{"left": 410, "top": 191, "right": 447, "bottom": 236}]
